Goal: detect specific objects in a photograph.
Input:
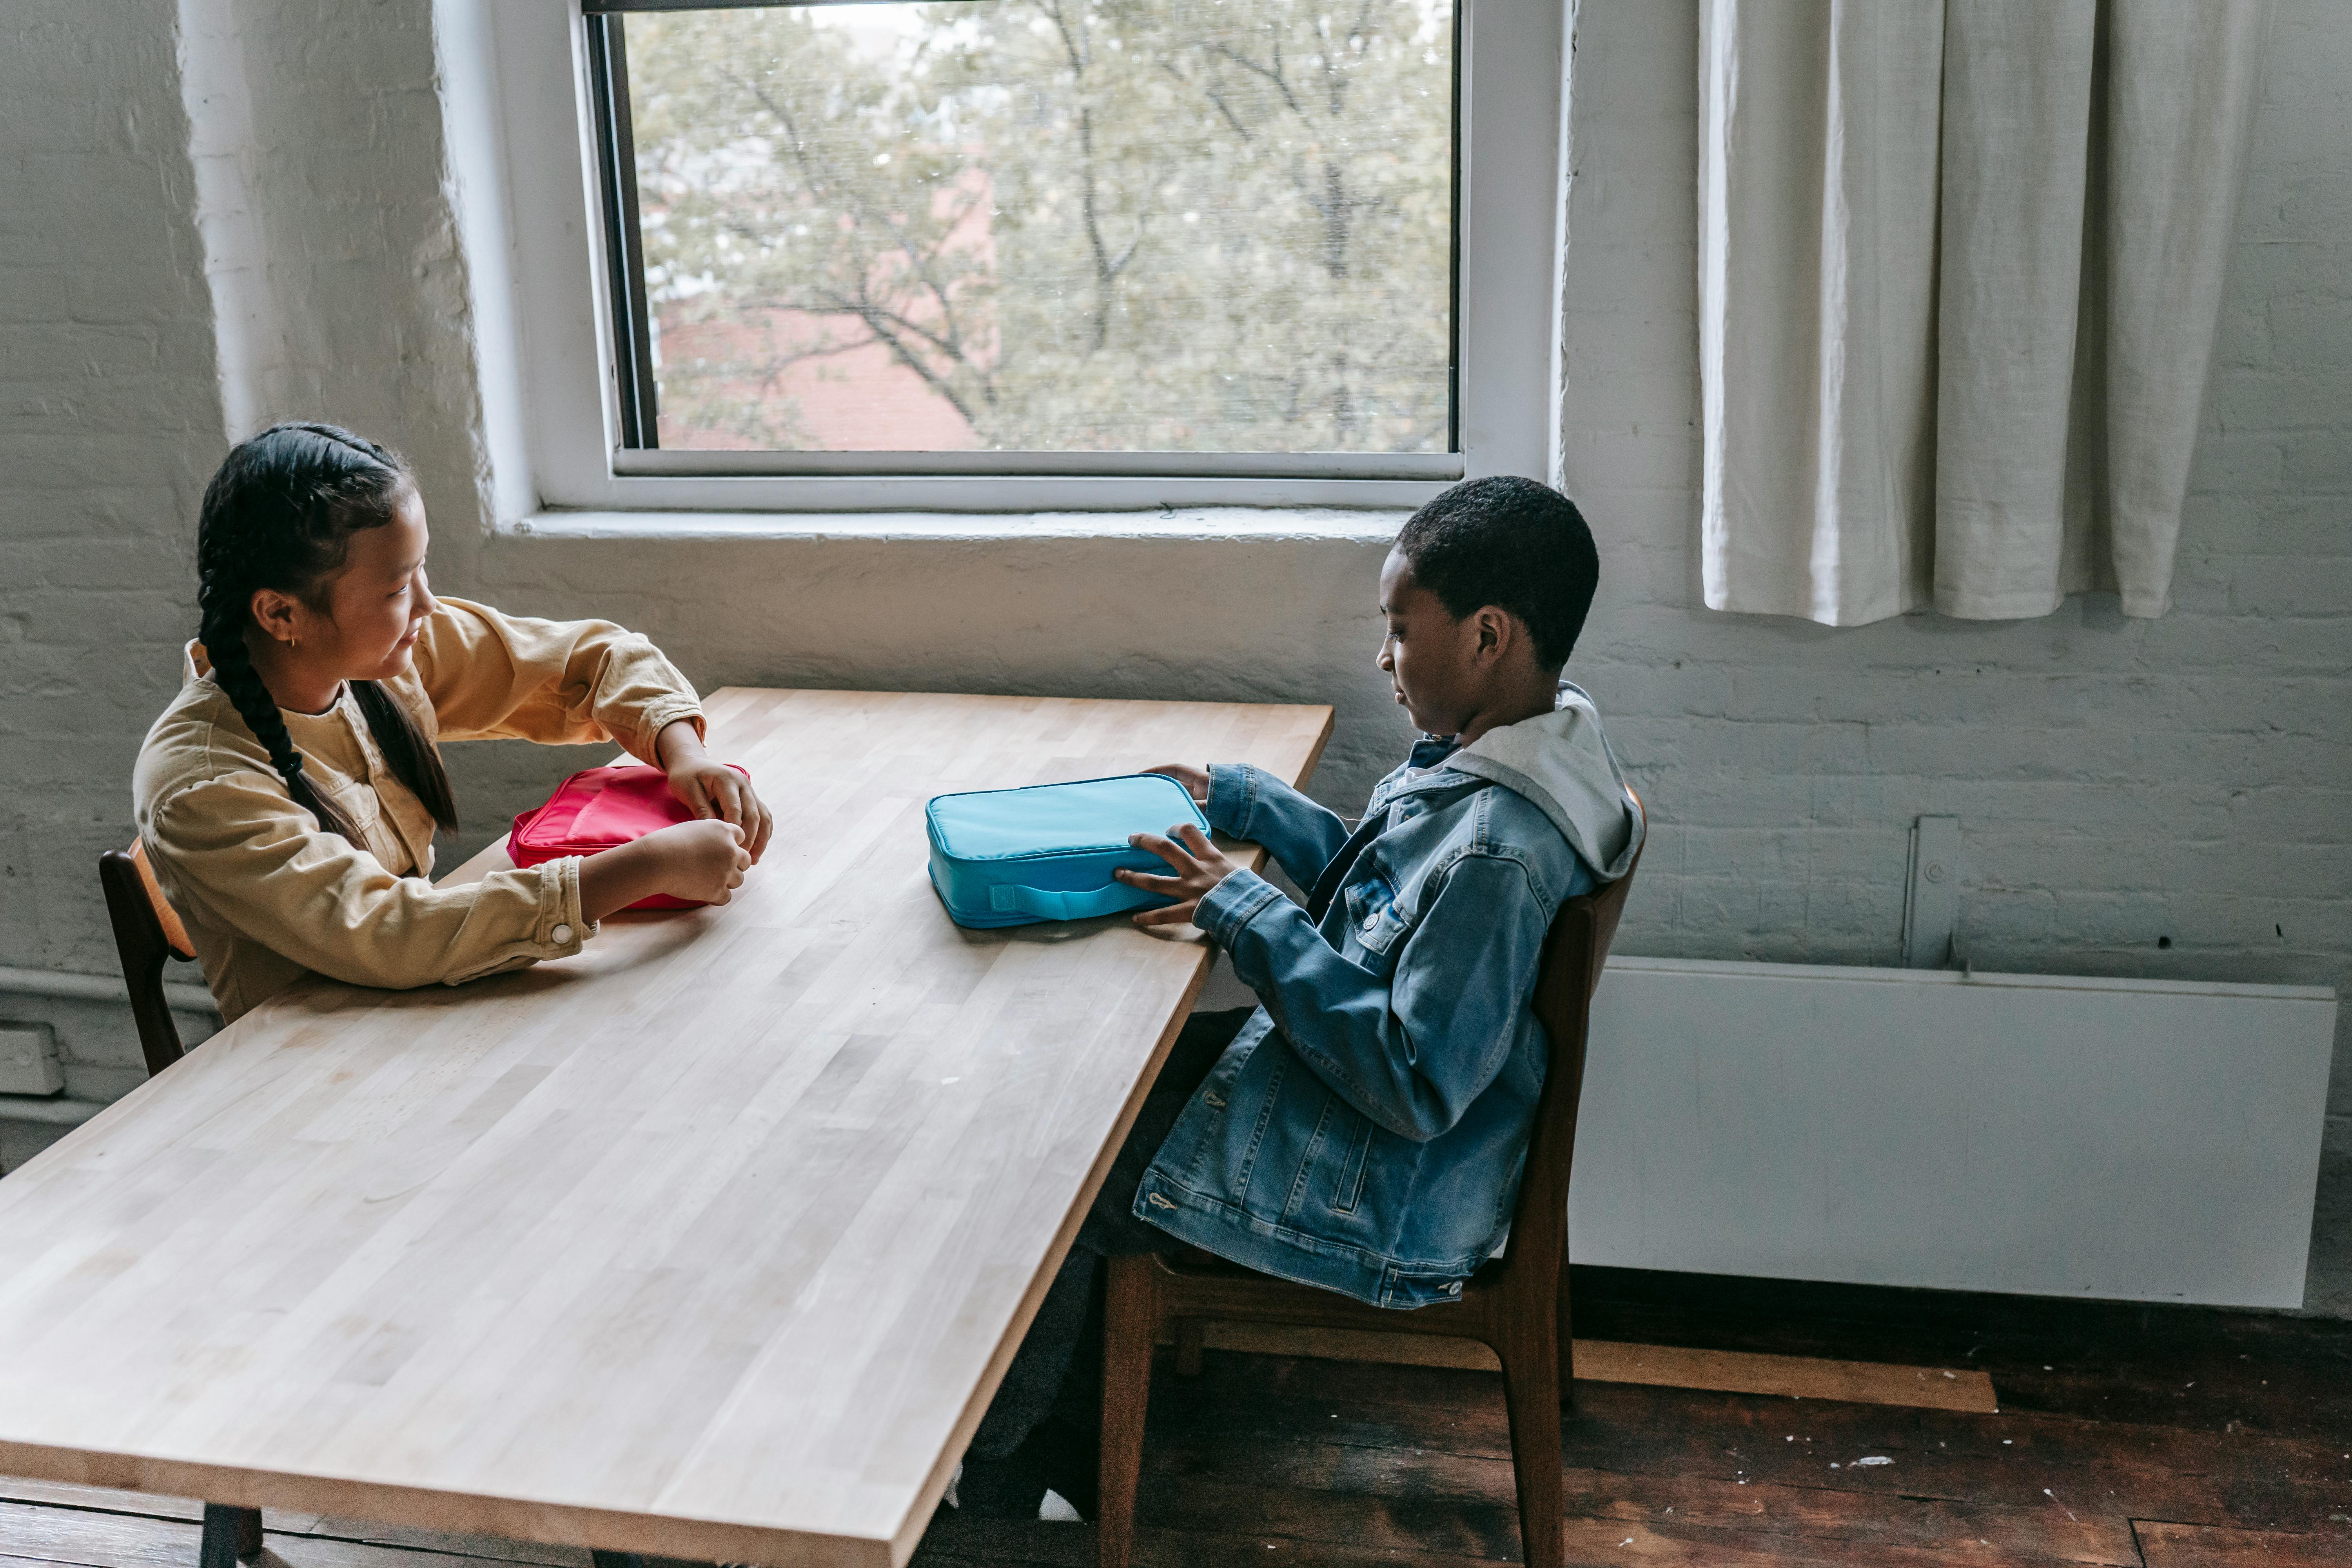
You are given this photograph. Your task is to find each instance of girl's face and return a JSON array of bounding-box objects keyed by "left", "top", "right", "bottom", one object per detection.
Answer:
[{"left": 252, "top": 486, "right": 439, "bottom": 685}]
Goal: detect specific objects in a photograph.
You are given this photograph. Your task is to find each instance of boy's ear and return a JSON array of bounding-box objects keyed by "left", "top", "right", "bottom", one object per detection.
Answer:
[{"left": 1470, "top": 604, "right": 1515, "bottom": 666}]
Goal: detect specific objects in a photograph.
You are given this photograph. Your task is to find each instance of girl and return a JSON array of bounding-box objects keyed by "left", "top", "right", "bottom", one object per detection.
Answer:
[{"left": 134, "top": 423, "right": 773, "bottom": 1023}]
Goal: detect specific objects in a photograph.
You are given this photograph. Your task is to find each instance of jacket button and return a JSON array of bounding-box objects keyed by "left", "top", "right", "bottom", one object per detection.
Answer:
[
  {"left": 551, "top": 923, "right": 573, "bottom": 945},
  {"left": 1446, "top": 1281, "right": 1463, "bottom": 1295}
]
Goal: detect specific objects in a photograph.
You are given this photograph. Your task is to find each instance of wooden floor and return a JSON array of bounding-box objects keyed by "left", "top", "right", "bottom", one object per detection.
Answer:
[{"left": 5, "top": 1269, "right": 2347, "bottom": 1567}]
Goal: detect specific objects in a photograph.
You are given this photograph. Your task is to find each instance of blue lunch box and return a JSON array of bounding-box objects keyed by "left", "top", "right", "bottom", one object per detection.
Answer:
[{"left": 925, "top": 772, "right": 1212, "bottom": 928}]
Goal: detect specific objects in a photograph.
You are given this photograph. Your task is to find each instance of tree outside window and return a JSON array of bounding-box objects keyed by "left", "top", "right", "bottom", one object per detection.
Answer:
[{"left": 625, "top": 0, "right": 1454, "bottom": 455}]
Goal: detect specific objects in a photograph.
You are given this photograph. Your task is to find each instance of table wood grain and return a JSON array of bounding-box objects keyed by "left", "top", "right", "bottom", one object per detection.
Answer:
[{"left": 0, "top": 689, "right": 1332, "bottom": 1567}]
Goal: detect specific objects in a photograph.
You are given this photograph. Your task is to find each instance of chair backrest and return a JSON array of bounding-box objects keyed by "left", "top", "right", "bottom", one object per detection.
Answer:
[
  {"left": 96, "top": 840, "right": 196, "bottom": 1079},
  {"left": 1499, "top": 823, "right": 1642, "bottom": 1282}
]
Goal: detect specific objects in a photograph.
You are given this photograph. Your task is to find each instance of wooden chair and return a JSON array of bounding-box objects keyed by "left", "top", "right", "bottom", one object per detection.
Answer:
[
  {"left": 100, "top": 843, "right": 260, "bottom": 1566},
  {"left": 96, "top": 839, "right": 198, "bottom": 1078},
  {"left": 1096, "top": 849, "right": 1641, "bottom": 1568}
]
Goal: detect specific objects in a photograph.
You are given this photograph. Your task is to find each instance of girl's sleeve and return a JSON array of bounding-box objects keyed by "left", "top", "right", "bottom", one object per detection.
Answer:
[
  {"left": 149, "top": 771, "right": 592, "bottom": 991},
  {"left": 410, "top": 597, "right": 705, "bottom": 761}
]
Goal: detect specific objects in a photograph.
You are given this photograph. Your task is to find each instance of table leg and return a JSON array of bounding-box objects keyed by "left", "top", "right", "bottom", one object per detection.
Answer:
[{"left": 198, "top": 1503, "right": 263, "bottom": 1567}]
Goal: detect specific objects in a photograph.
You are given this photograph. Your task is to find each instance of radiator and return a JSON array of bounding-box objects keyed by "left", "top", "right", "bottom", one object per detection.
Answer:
[{"left": 1569, "top": 957, "right": 2339, "bottom": 1308}]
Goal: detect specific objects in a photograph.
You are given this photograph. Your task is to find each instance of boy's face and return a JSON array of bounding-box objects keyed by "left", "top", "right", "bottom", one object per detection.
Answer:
[{"left": 1377, "top": 549, "right": 1489, "bottom": 739}]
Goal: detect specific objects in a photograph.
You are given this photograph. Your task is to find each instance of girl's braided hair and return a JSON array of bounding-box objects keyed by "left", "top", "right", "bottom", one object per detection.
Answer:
[{"left": 195, "top": 422, "right": 457, "bottom": 859}]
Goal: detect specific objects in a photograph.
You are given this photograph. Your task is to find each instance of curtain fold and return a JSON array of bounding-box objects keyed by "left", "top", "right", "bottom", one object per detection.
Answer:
[{"left": 1697, "top": 0, "right": 2269, "bottom": 626}]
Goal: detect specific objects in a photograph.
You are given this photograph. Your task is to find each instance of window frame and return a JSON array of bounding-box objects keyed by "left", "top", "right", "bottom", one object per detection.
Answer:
[{"left": 487, "top": 0, "right": 1567, "bottom": 514}]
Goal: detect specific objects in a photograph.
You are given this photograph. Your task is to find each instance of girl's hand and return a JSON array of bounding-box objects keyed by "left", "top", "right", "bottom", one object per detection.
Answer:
[
  {"left": 1116, "top": 822, "right": 1241, "bottom": 929},
  {"left": 580, "top": 819, "right": 752, "bottom": 919},
  {"left": 1141, "top": 762, "right": 1211, "bottom": 805},
  {"left": 656, "top": 719, "right": 774, "bottom": 862},
  {"left": 642, "top": 819, "right": 753, "bottom": 905}
]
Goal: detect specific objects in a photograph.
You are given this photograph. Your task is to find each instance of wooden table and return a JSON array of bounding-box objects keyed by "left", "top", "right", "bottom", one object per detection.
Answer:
[{"left": 0, "top": 689, "right": 1331, "bottom": 1566}]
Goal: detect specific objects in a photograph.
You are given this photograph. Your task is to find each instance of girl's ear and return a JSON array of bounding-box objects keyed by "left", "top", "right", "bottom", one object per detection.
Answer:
[{"left": 248, "top": 586, "right": 304, "bottom": 647}]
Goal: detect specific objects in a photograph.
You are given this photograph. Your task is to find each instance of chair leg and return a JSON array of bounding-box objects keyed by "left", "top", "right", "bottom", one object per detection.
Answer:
[
  {"left": 1495, "top": 1329, "right": 1565, "bottom": 1568},
  {"left": 1556, "top": 1259, "right": 1576, "bottom": 1412},
  {"left": 1173, "top": 1317, "right": 1205, "bottom": 1376},
  {"left": 1097, "top": 1255, "right": 1161, "bottom": 1568},
  {"left": 198, "top": 1503, "right": 263, "bottom": 1568}
]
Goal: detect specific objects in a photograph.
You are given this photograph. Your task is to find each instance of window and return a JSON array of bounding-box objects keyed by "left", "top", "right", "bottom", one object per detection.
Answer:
[
  {"left": 599, "top": 0, "right": 1454, "bottom": 461},
  {"left": 485, "top": 2, "right": 1564, "bottom": 514}
]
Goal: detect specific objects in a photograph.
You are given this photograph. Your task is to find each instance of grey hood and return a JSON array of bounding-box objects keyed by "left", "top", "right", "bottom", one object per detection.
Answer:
[{"left": 1439, "top": 682, "right": 1643, "bottom": 880}]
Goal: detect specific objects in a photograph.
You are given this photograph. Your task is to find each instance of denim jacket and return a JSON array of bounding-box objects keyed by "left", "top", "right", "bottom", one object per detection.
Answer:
[{"left": 1134, "top": 685, "right": 1644, "bottom": 1308}]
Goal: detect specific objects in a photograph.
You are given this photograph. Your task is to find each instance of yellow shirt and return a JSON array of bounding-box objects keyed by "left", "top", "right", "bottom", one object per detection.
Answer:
[{"left": 132, "top": 597, "right": 706, "bottom": 1023}]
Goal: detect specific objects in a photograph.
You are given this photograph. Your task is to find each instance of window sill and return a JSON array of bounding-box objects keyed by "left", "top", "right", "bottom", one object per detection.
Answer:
[
  {"left": 499, "top": 507, "right": 1414, "bottom": 545},
  {"left": 535, "top": 471, "right": 1453, "bottom": 514}
]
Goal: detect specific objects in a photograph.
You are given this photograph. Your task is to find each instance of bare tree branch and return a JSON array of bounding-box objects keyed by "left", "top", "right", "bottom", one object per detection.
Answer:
[
  {"left": 1203, "top": 40, "right": 1302, "bottom": 116},
  {"left": 728, "top": 67, "right": 984, "bottom": 372},
  {"left": 1159, "top": 58, "right": 1254, "bottom": 142}
]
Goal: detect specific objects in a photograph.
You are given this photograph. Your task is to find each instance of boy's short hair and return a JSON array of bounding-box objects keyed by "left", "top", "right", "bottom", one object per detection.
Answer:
[{"left": 1392, "top": 475, "right": 1599, "bottom": 669}]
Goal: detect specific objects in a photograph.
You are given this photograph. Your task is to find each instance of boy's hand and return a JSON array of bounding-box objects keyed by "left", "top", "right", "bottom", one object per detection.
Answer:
[
  {"left": 656, "top": 719, "right": 774, "bottom": 862},
  {"left": 1117, "top": 822, "right": 1241, "bottom": 929},
  {"left": 1141, "top": 762, "right": 1210, "bottom": 805}
]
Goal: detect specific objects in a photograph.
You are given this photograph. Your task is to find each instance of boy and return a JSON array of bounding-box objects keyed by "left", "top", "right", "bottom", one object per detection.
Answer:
[{"left": 960, "top": 475, "right": 1643, "bottom": 1518}]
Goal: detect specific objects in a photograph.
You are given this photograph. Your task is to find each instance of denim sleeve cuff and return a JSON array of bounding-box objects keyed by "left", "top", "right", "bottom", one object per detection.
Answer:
[
  {"left": 1204, "top": 763, "right": 1258, "bottom": 838},
  {"left": 1197, "top": 865, "right": 1283, "bottom": 947}
]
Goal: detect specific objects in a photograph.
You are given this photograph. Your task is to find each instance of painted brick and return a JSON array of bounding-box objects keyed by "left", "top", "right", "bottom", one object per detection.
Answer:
[
  {"left": 2283, "top": 432, "right": 2352, "bottom": 489},
  {"left": 0, "top": 0, "right": 224, "bottom": 1058},
  {"left": 2212, "top": 368, "right": 2349, "bottom": 432}
]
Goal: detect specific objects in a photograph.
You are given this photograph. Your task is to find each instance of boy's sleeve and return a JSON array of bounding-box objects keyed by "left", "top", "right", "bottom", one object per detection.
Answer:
[
  {"left": 1192, "top": 851, "right": 1553, "bottom": 1142},
  {"left": 1203, "top": 763, "right": 1353, "bottom": 890},
  {"left": 410, "top": 597, "right": 704, "bottom": 763}
]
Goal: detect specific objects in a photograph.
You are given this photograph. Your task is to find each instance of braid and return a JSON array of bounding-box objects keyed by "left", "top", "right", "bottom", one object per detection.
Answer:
[
  {"left": 197, "top": 531, "right": 366, "bottom": 846},
  {"left": 352, "top": 679, "right": 457, "bottom": 831},
  {"left": 192, "top": 420, "right": 452, "bottom": 855}
]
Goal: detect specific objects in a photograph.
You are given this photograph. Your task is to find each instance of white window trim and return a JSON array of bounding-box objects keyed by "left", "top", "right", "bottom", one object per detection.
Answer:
[{"left": 464, "top": 0, "right": 1568, "bottom": 519}]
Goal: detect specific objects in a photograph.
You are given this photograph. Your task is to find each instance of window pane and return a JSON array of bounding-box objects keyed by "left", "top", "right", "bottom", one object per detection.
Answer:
[{"left": 624, "top": 0, "right": 1454, "bottom": 454}]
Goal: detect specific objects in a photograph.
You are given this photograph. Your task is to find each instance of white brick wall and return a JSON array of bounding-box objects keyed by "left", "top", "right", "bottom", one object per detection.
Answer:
[
  {"left": 0, "top": 0, "right": 2343, "bottom": 1304},
  {"left": 0, "top": 2, "right": 222, "bottom": 1107}
]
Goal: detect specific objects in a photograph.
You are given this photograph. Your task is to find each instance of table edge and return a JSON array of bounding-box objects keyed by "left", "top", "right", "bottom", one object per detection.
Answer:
[{"left": 0, "top": 1439, "right": 895, "bottom": 1567}]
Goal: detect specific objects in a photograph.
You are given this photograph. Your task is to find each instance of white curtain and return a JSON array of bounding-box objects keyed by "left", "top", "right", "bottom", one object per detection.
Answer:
[{"left": 1697, "top": 0, "right": 2270, "bottom": 626}]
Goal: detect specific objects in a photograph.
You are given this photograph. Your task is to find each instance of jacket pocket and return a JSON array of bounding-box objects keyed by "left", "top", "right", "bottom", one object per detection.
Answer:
[
  {"left": 1328, "top": 1111, "right": 1373, "bottom": 1215},
  {"left": 1341, "top": 875, "right": 1412, "bottom": 965},
  {"left": 321, "top": 782, "right": 402, "bottom": 871},
  {"left": 1229, "top": 1052, "right": 1285, "bottom": 1198}
]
